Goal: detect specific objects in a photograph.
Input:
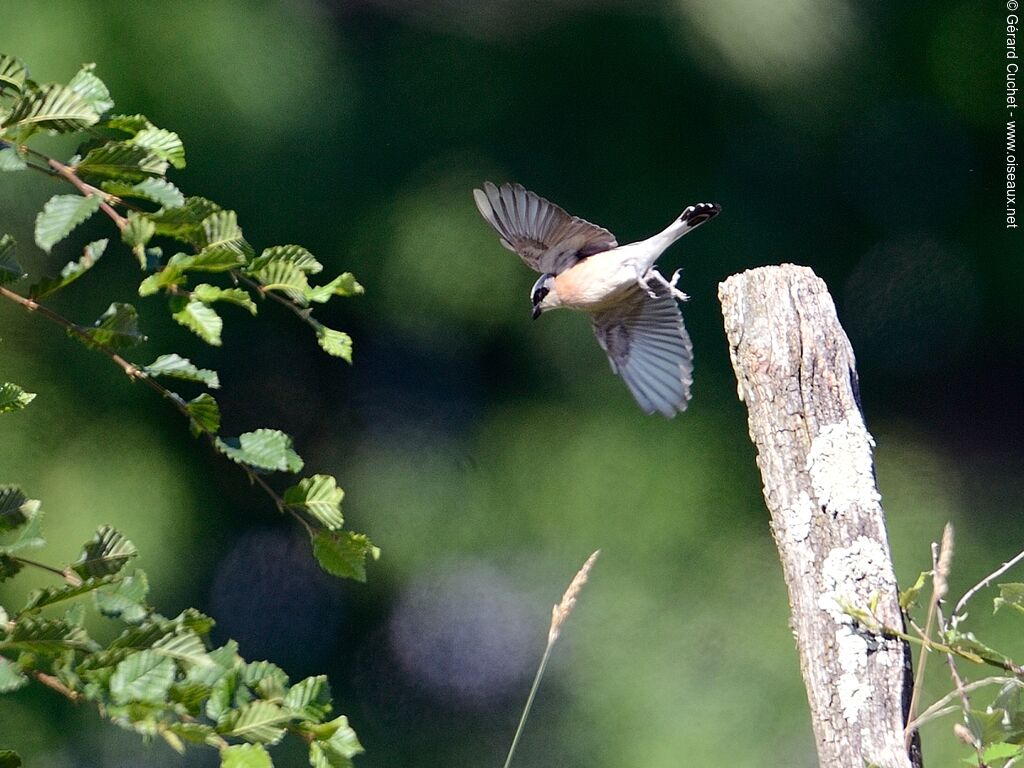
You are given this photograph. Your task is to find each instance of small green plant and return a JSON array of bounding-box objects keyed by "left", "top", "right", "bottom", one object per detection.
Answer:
[{"left": 0, "top": 486, "right": 363, "bottom": 768}]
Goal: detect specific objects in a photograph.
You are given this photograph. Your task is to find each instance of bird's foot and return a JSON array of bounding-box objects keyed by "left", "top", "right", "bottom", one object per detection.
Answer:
[
  {"left": 636, "top": 269, "right": 659, "bottom": 299},
  {"left": 666, "top": 268, "right": 689, "bottom": 302}
]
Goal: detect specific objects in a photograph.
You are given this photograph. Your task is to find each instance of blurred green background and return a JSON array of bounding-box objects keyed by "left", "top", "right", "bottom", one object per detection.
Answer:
[{"left": 1, "top": 0, "right": 1021, "bottom": 765}]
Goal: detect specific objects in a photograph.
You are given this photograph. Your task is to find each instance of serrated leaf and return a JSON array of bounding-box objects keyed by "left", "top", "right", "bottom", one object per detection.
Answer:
[
  {"left": 95, "top": 569, "right": 150, "bottom": 624},
  {"left": 122, "top": 212, "right": 155, "bottom": 248},
  {"left": 131, "top": 127, "right": 185, "bottom": 169},
  {"left": 187, "top": 393, "right": 221, "bottom": 434},
  {"left": 72, "top": 302, "right": 145, "bottom": 352},
  {"left": 0, "top": 657, "right": 27, "bottom": 693},
  {"left": 284, "top": 675, "right": 331, "bottom": 721},
  {"left": 311, "top": 531, "right": 377, "bottom": 582},
  {"left": 995, "top": 583, "right": 1024, "bottom": 616},
  {"left": 0, "top": 491, "right": 43, "bottom": 555},
  {"left": 102, "top": 177, "right": 184, "bottom": 208},
  {"left": 0, "top": 234, "right": 22, "bottom": 285},
  {"left": 196, "top": 210, "right": 253, "bottom": 266},
  {"left": 0, "top": 383, "right": 35, "bottom": 413},
  {"left": 102, "top": 113, "right": 153, "bottom": 135},
  {"left": 147, "top": 197, "right": 221, "bottom": 245},
  {"left": 73, "top": 526, "right": 137, "bottom": 578},
  {"left": 143, "top": 354, "right": 219, "bottom": 388},
  {"left": 67, "top": 63, "right": 113, "bottom": 114},
  {"left": 0, "top": 146, "right": 27, "bottom": 171},
  {"left": 109, "top": 650, "right": 176, "bottom": 705},
  {"left": 312, "top": 322, "right": 352, "bottom": 363},
  {"left": 304, "top": 273, "right": 363, "bottom": 303},
  {"left": 153, "top": 630, "right": 211, "bottom": 668},
  {"left": 222, "top": 744, "right": 273, "bottom": 768},
  {"left": 219, "top": 700, "right": 290, "bottom": 744},
  {"left": 247, "top": 245, "right": 322, "bottom": 275},
  {"left": 284, "top": 475, "right": 344, "bottom": 530},
  {"left": 0, "top": 55, "right": 27, "bottom": 94},
  {"left": 23, "top": 575, "right": 119, "bottom": 611},
  {"left": 243, "top": 660, "right": 289, "bottom": 700},
  {"left": 7, "top": 616, "right": 91, "bottom": 652},
  {"left": 249, "top": 260, "right": 309, "bottom": 304},
  {"left": 308, "top": 716, "right": 363, "bottom": 768},
  {"left": 3, "top": 83, "right": 100, "bottom": 133},
  {"left": 76, "top": 141, "right": 167, "bottom": 181},
  {"left": 170, "top": 297, "right": 223, "bottom": 346},
  {"left": 0, "top": 486, "right": 31, "bottom": 533},
  {"left": 29, "top": 238, "right": 107, "bottom": 298},
  {"left": 192, "top": 284, "right": 257, "bottom": 315},
  {"left": 139, "top": 264, "right": 186, "bottom": 296},
  {"left": 34, "top": 193, "right": 102, "bottom": 253},
  {"left": 215, "top": 429, "right": 303, "bottom": 473}
]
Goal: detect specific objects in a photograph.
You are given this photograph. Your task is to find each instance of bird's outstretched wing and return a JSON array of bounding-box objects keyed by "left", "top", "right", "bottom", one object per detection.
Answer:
[
  {"left": 591, "top": 274, "right": 693, "bottom": 418},
  {"left": 473, "top": 181, "right": 618, "bottom": 275}
]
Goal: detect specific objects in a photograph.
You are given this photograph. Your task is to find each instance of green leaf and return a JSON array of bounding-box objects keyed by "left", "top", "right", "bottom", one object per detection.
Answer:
[
  {"left": 102, "top": 113, "right": 153, "bottom": 135},
  {"left": 23, "top": 575, "right": 119, "bottom": 611},
  {"left": 147, "top": 197, "right": 221, "bottom": 245},
  {"left": 0, "top": 656, "right": 28, "bottom": 693},
  {"left": 0, "top": 55, "right": 27, "bottom": 94},
  {"left": 995, "top": 583, "right": 1024, "bottom": 616},
  {"left": 311, "top": 531, "right": 378, "bottom": 582},
  {"left": 73, "top": 302, "right": 145, "bottom": 352},
  {"left": 122, "top": 212, "right": 156, "bottom": 248},
  {"left": 899, "top": 570, "right": 929, "bottom": 611},
  {"left": 283, "top": 675, "right": 331, "bottom": 721},
  {"left": 222, "top": 744, "right": 273, "bottom": 768},
  {"left": 0, "top": 383, "right": 35, "bottom": 413},
  {"left": 67, "top": 63, "right": 113, "bottom": 114},
  {"left": 187, "top": 393, "right": 221, "bottom": 434},
  {"left": 284, "top": 475, "right": 344, "bottom": 530},
  {"left": 102, "top": 177, "right": 184, "bottom": 208},
  {"left": 249, "top": 259, "right": 309, "bottom": 303},
  {"left": 308, "top": 716, "right": 363, "bottom": 768},
  {"left": 192, "top": 284, "right": 257, "bottom": 315},
  {"left": 143, "top": 354, "right": 219, "bottom": 388},
  {"left": 6, "top": 616, "right": 91, "bottom": 653},
  {"left": 196, "top": 210, "right": 253, "bottom": 267},
  {"left": 34, "top": 194, "right": 102, "bottom": 253},
  {"left": 131, "top": 127, "right": 185, "bottom": 169},
  {"left": 215, "top": 429, "right": 304, "bottom": 473},
  {"left": 0, "top": 750, "right": 22, "bottom": 768},
  {"left": 0, "top": 146, "right": 28, "bottom": 171},
  {"left": 218, "top": 700, "right": 290, "bottom": 744},
  {"left": 3, "top": 83, "right": 100, "bottom": 133},
  {"left": 153, "top": 630, "right": 211, "bottom": 668},
  {"left": 0, "top": 486, "right": 31, "bottom": 533},
  {"left": 76, "top": 141, "right": 167, "bottom": 180},
  {"left": 243, "top": 660, "right": 289, "bottom": 700},
  {"left": 95, "top": 569, "right": 150, "bottom": 623},
  {"left": 305, "top": 273, "right": 364, "bottom": 303},
  {"left": 109, "top": 649, "right": 176, "bottom": 704},
  {"left": 139, "top": 265, "right": 186, "bottom": 296},
  {"left": 247, "top": 245, "right": 323, "bottom": 275},
  {"left": 29, "top": 238, "right": 107, "bottom": 298},
  {"left": 73, "top": 526, "right": 138, "bottom": 578},
  {"left": 312, "top": 322, "right": 353, "bottom": 363},
  {"left": 0, "top": 555, "right": 22, "bottom": 580},
  {"left": 0, "top": 234, "right": 22, "bottom": 285},
  {"left": 170, "top": 295, "right": 223, "bottom": 346}
]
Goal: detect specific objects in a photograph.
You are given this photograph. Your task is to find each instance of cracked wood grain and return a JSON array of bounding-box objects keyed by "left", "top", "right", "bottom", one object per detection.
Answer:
[{"left": 719, "top": 264, "right": 922, "bottom": 768}]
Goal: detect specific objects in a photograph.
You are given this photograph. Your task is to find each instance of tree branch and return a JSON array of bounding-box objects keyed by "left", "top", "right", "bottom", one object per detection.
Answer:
[{"left": 719, "top": 264, "right": 921, "bottom": 768}]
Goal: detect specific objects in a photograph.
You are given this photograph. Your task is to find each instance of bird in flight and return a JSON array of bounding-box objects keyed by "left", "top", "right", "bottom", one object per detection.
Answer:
[{"left": 473, "top": 182, "right": 720, "bottom": 417}]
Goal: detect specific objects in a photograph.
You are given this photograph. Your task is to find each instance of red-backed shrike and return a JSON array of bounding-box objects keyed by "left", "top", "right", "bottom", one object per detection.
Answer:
[{"left": 474, "top": 182, "right": 720, "bottom": 417}]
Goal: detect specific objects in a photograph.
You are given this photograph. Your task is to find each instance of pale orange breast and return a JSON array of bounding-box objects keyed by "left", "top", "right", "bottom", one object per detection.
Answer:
[{"left": 553, "top": 251, "right": 635, "bottom": 310}]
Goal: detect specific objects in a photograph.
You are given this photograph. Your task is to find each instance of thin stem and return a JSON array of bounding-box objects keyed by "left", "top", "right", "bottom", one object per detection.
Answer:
[
  {"left": 907, "top": 676, "right": 1024, "bottom": 732},
  {"left": 502, "top": 639, "right": 555, "bottom": 768},
  {"left": 953, "top": 548, "right": 1024, "bottom": 624},
  {"left": 234, "top": 271, "right": 312, "bottom": 324},
  {"left": 10, "top": 555, "right": 76, "bottom": 583},
  {"left": 46, "top": 157, "right": 127, "bottom": 230},
  {"left": 905, "top": 539, "right": 944, "bottom": 750},
  {"left": 32, "top": 670, "right": 82, "bottom": 703}
]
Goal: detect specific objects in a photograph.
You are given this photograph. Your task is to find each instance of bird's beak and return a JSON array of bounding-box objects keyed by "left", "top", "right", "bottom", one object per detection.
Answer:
[{"left": 532, "top": 305, "right": 542, "bottom": 320}]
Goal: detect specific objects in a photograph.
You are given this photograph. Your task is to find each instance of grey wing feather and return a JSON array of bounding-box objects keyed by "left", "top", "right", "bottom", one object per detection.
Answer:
[
  {"left": 591, "top": 276, "right": 694, "bottom": 418},
  {"left": 473, "top": 181, "right": 617, "bottom": 274}
]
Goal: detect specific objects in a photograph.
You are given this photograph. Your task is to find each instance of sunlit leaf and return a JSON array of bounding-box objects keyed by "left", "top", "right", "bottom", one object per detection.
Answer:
[
  {"left": 899, "top": 570, "right": 930, "bottom": 611},
  {"left": 143, "top": 354, "right": 219, "bottom": 388},
  {"left": 247, "top": 245, "right": 322, "bottom": 275},
  {"left": 0, "top": 55, "right": 27, "bottom": 94},
  {"left": 77, "top": 141, "right": 167, "bottom": 180},
  {"left": 222, "top": 744, "right": 273, "bottom": 768},
  {"left": 147, "top": 197, "right": 221, "bottom": 245},
  {"left": 122, "top": 212, "right": 156, "bottom": 249},
  {"left": 73, "top": 526, "right": 138, "bottom": 579},
  {"left": 7, "top": 616, "right": 91, "bottom": 653},
  {"left": 67, "top": 63, "right": 113, "bottom": 114},
  {"left": 0, "top": 146, "right": 28, "bottom": 171},
  {"left": 215, "top": 429, "right": 303, "bottom": 473},
  {"left": 284, "top": 475, "right": 344, "bottom": 530},
  {"left": 218, "top": 701, "right": 290, "bottom": 744},
  {"left": 304, "top": 273, "right": 363, "bottom": 303},
  {"left": 283, "top": 675, "right": 331, "bottom": 720},
  {"left": 102, "top": 177, "right": 184, "bottom": 208},
  {"left": 72, "top": 302, "right": 145, "bottom": 352},
  {"left": 312, "top": 322, "right": 352, "bottom": 362},
  {"left": 995, "top": 583, "right": 1024, "bottom": 616},
  {"left": 170, "top": 296, "right": 223, "bottom": 346},
  {"left": 187, "top": 393, "right": 221, "bottom": 435},
  {"left": 3, "top": 83, "right": 100, "bottom": 133},
  {"left": 132, "top": 127, "right": 185, "bottom": 169},
  {"left": 109, "top": 650, "right": 176, "bottom": 704},
  {"left": 0, "top": 658, "right": 27, "bottom": 693},
  {"left": 102, "top": 113, "right": 152, "bottom": 135},
  {"left": 308, "top": 716, "right": 363, "bottom": 768},
  {"left": 29, "top": 238, "right": 107, "bottom": 298},
  {"left": 0, "top": 382, "right": 34, "bottom": 413},
  {"left": 249, "top": 259, "right": 308, "bottom": 303},
  {"left": 95, "top": 569, "right": 150, "bottom": 624},
  {"left": 197, "top": 210, "right": 252, "bottom": 265},
  {"left": 34, "top": 194, "right": 102, "bottom": 253},
  {"left": 192, "top": 284, "right": 257, "bottom": 314},
  {"left": 153, "top": 630, "right": 211, "bottom": 668},
  {"left": 23, "top": 575, "right": 119, "bottom": 611},
  {"left": 0, "top": 234, "right": 22, "bottom": 285},
  {"left": 310, "top": 530, "right": 378, "bottom": 582}
]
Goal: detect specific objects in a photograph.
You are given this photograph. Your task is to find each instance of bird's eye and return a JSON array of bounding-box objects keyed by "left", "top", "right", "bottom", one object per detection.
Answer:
[{"left": 532, "top": 285, "right": 549, "bottom": 305}]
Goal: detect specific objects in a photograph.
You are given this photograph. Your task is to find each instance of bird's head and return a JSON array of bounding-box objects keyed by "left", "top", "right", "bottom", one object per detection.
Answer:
[{"left": 530, "top": 273, "right": 558, "bottom": 319}]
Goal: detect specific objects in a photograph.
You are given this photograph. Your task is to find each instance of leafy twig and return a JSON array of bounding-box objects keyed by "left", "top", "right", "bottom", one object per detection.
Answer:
[{"left": 952, "top": 547, "right": 1024, "bottom": 626}]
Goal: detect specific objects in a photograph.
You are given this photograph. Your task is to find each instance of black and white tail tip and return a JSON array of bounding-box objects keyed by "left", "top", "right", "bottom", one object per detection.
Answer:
[{"left": 679, "top": 202, "right": 721, "bottom": 232}]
